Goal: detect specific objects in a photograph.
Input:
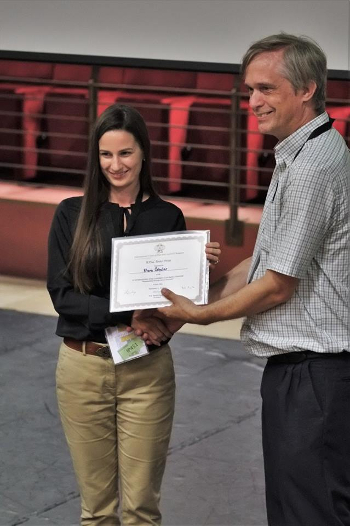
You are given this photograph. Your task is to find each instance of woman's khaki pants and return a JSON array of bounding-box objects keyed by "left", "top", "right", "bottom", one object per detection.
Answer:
[{"left": 56, "top": 341, "right": 175, "bottom": 526}]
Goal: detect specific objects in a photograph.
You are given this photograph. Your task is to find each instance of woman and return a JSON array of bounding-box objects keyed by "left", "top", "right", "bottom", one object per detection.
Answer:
[{"left": 47, "top": 104, "right": 220, "bottom": 525}]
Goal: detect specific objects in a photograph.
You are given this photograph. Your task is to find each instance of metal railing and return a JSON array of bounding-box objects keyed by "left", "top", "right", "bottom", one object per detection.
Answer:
[{"left": 0, "top": 68, "right": 349, "bottom": 245}]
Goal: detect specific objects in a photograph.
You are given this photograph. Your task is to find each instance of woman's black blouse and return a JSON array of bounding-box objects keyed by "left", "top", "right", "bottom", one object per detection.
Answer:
[{"left": 47, "top": 195, "right": 186, "bottom": 343}]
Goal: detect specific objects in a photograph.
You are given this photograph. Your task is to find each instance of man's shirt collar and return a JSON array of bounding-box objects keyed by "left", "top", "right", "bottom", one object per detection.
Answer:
[{"left": 274, "top": 112, "right": 329, "bottom": 168}]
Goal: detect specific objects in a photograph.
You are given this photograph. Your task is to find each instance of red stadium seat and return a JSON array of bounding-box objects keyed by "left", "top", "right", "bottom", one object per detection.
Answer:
[
  {"left": 36, "top": 90, "right": 89, "bottom": 185},
  {"left": 196, "top": 72, "right": 235, "bottom": 92},
  {"left": 0, "top": 89, "right": 24, "bottom": 177},
  {"left": 160, "top": 96, "right": 231, "bottom": 199},
  {"left": 327, "top": 80, "right": 350, "bottom": 101},
  {"left": 15, "top": 86, "right": 52, "bottom": 178},
  {"left": 327, "top": 105, "right": 350, "bottom": 140},
  {"left": 0, "top": 60, "right": 53, "bottom": 80},
  {"left": 123, "top": 68, "right": 196, "bottom": 89},
  {"left": 52, "top": 64, "right": 92, "bottom": 82},
  {"left": 0, "top": 61, "right": 54, "bottom": 179},
  {"left": 160, "top": 95, "right": 199, "bottom": 193},
  {"left": 98, "top": 67, "right": 124, "bottom": 86}
]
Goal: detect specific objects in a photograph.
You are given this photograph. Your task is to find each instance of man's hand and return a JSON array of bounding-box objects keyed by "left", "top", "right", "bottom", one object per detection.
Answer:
[
  {"left": 158, "top": 288, "right": 201, "bottom": 323},
  {"left": 156, "top": 313, "right": 185, "bottom": 335},
  {"left": 130, "top": 310, "right": 185, "bottom": 345},
  {"left": 131, "top": 309, "right": 173, "bottom": 346}
]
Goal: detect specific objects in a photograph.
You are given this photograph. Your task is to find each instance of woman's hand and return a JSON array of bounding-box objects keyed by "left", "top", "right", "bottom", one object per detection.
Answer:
[
  {"left": 205, "top": 241, "right": 221, "bottom": 270},
  {"left": 130, "top": 309, "right": 173, "bottom": 346},
  {"left": 129, "top": 310, "right": 184, "bottom": 346}
]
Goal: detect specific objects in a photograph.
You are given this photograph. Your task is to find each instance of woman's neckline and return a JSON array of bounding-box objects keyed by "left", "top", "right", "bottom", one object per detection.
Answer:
[
  {"left": 106, "top": 193, "right": 154, "bottom": 209},
  {"left": 108, "top": 190, "right": 150, "bottom": 208}
]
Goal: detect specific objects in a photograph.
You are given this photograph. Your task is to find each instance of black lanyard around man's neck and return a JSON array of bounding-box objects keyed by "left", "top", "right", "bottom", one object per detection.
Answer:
[
  {"left": 271, "top": 117, "right": 334, "bottom": 202},
  {"left": 293, "top": 117, "right": 334, "bottom": 162}
]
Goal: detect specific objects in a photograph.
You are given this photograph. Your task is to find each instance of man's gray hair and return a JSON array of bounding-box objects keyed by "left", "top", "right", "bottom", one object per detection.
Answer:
[{"left": 241, "top": 33, "right": 327, "bottom": 114}]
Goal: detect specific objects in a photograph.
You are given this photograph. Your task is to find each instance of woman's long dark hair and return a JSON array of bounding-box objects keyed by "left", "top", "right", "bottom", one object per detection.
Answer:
[{"left": 69, "top": 104, "right": 157, "bottom": 293}]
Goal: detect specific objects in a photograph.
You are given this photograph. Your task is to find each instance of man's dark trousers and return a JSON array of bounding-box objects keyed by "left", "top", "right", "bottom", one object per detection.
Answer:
[{"left": 261, "top": 351, "right": 350, "bottom": 526}]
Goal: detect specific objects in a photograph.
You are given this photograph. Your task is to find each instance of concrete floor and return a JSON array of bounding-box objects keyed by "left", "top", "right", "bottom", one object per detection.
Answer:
[{"left": 0, "top": 279, "right": 267, "bottom": 526}]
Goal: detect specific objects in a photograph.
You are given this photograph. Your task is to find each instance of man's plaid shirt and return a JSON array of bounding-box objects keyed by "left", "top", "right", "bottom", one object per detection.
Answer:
[{"left": 241, "top": 112, "right": 349, "bottom": 357}]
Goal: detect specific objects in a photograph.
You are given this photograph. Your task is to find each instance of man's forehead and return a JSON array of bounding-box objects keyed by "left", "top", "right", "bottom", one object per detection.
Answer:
[
  {"left": 248, "top": 49, "right": 285, "bottom": 68},
  {"left": 244, "top": 50, "right": 286, "bottom": 83}
]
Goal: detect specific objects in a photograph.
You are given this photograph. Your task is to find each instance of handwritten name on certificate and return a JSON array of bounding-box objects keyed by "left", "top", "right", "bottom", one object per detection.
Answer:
[{"left": 109, "top": 230, "right": 209, "bottom": 312}]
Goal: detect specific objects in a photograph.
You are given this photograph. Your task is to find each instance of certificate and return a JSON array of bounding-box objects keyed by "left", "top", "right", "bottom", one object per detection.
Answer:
[{"left": 110, "top": 230, "right": 209, "bottom": 312}]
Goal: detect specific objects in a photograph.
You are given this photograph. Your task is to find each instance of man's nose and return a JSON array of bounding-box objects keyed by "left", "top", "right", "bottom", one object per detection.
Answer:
[{"left": 249, "top": 90, "right": 263, "bottom": 110}]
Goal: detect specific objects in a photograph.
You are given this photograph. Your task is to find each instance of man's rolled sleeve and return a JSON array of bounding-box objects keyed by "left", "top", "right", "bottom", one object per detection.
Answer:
[{"left": 267, "top": 165, "right": 335, "bottom": 278}]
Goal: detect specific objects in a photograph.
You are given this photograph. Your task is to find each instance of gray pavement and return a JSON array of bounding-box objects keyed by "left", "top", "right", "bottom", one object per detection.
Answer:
[{"left": 0, "top": 309, "right": 267, "bottom": 526}]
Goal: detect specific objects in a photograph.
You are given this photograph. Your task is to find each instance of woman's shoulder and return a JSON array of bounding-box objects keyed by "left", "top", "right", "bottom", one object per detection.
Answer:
[
  {"left": 53, "top": 197, "right": 83, "bottom": 228},
  {"left": 55, "top": 196, "right": 83, "bottom": 215},
  {"left": 149, "top": 195, "right": 183, "bottom": 215},
  {"left": 142, "top": 195, "right": 186, "bottom": 232},
  {"left": 58, "top": 196, "right": 83, "bottom": 209}
]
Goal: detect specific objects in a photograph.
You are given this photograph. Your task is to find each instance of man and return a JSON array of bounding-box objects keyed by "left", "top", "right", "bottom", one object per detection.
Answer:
[{"left": 159, "top": 34, "right": 350, "bottom": 526}]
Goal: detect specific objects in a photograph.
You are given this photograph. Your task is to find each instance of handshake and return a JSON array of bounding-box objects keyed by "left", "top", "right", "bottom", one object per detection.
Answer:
[{"left": 128, "top": 242, "right": 221, "bottom": 346}]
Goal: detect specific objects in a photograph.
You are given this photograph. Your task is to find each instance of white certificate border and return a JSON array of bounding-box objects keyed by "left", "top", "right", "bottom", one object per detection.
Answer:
[{"left": 110, "top": 230, "right": 210, "bottom": 312}]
